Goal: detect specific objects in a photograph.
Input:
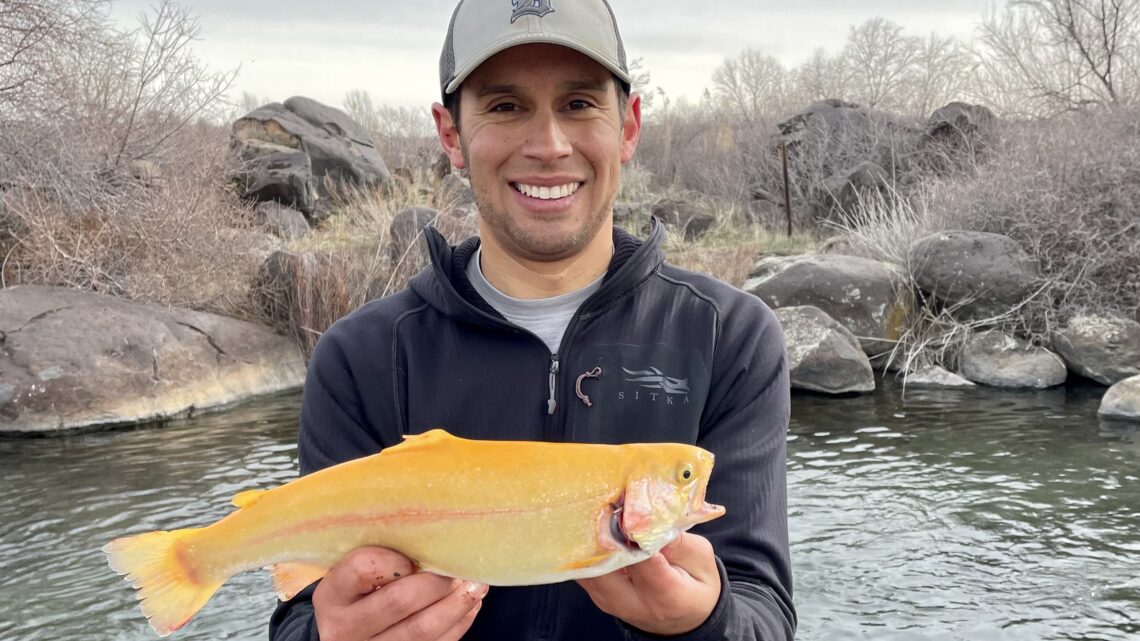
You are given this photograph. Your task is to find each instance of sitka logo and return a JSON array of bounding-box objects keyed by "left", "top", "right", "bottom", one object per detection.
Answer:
[
  {"left": 622, "top": 367, "right": 690, "bottom": 394},
  {"left": 511, "top": 0, "right": 554, "bottom": 23}
]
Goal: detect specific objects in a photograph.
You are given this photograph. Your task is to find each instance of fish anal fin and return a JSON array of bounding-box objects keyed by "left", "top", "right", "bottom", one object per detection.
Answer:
[
  {"left": 557, "top": 552, "right": 613, "bottom": 572},
  {"left": 269, "top": 562, "right": 329, "bottom": 601},
  {"left": 231, "top": 489, "right": 267, "bottom": 509}
]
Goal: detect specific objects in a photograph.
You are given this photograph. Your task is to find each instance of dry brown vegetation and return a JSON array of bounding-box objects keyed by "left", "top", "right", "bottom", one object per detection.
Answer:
[{"left": 2, "top": 0, "right": 1137, "bottom": 362}]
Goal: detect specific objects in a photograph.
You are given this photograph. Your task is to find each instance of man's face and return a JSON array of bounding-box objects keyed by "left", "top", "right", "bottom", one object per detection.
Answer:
[{"left": 433, "top": 43, "right": 641, "bottom": 263}]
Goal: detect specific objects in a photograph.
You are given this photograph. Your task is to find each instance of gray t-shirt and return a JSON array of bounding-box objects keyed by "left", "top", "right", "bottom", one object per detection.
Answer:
[{"left": 466, "top": 247, "right": 603, "bottom": 354}]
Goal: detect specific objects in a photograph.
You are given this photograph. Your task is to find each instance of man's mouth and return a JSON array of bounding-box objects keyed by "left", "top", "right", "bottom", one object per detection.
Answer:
[{"left": 511, "top": 182, "right": 582, "bottom": 200}]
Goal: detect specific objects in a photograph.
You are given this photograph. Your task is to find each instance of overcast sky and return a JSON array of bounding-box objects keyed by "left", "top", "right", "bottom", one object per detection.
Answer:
[{"left": 109, "top": 0, "right": 994, "bottom": 110}]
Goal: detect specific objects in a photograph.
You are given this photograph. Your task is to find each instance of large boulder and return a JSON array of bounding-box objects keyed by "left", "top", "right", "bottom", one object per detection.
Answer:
[
  {"left": 1052, "top": 314, "right": 1140, "bottom": 385},
  {"left": 230, "top": 96, "right": 391, "bottom": 218},
  {"left": 229, "top": 141, "right": 317, "bottom": 215},
  {"left": 910, "top": 231, "right": 1041, "bottom": 320},
  {"left": 744, "top": 254, "right": 907, "bottom": 357},
  {"left": 651, "top": 200, "right": 715, "bottom": 241},
  {"left": 958, "top": 331, "right": 1067, "bottom": 389},
  {"left": 774, "top": 306, "right": 875, "bottom": 394},
  {"left": 1099, "top": 374, "right": 1140, "bottom": 420},
  {"left": 0, "top": 286, "right": 305, "bottom": 434}
]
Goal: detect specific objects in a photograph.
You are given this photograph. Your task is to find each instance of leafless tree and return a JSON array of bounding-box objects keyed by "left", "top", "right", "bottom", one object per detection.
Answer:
[
  {"left": 977, "top": 0, "right": 1140, "bottom": 113},
  {"left": 796, "top": 48, "right": 852, "bottom": 104},
  {"left": 711, "top": 48, "right": 790, "bottom": 128},
  {"left": 904, "top": 33, "right": 975, "bottom": 117},
  {"left": 843, "top": 18, "right": 921, "bottom": 110}
]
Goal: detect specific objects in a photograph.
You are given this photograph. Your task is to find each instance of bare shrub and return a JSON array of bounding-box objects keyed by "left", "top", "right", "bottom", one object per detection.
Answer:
[
  {"left": 929, "top": 106, "right": 1140, "bottom": 331},
  {"left": 827, "top": 106, "right": 1140, "bottom": 374}
]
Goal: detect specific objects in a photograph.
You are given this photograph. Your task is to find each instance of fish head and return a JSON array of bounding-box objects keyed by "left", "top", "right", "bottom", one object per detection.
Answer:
[{"left": 617, "top": 444, "right": 726, "bottom": 555}]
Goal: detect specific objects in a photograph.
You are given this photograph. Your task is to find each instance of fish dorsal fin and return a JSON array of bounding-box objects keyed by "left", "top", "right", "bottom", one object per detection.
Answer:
[
  {"left": 231, "top": 489, "right": 267, "bottom": 509},
  {"left": 268, "top": 562, "right": 329, "bottom": 601},
  {"left": 391, "top": 429, "right": 457, "bottom": 452}
]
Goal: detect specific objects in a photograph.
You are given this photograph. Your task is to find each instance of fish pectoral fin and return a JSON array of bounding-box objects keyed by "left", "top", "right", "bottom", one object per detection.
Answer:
[
  {"left": 231, "top": 489, "right": 267, "bottom": 509},
  {"left": 268, "top": 562, "right": 330, "bottom": 601},
  {"left": 557, "top": 552, "right": 613, "bottom": 572}
]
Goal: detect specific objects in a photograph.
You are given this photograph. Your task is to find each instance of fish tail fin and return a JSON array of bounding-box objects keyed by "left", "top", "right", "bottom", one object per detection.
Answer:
[{"left": 103, "top": 528, "right": 223, "bottom": 637}]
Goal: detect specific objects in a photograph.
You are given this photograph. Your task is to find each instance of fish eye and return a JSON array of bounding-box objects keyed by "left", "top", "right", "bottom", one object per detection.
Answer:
[{"left": 677, "top": 464, "right": 694, "bottom": 483}]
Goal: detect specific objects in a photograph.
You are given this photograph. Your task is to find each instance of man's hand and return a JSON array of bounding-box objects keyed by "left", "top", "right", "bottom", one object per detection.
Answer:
[
  {"left": 577, "top": 532, "right": 721, "bottom": 636},
  {"left": 312, "top": 547, "right": 488, "bottom": 641}
]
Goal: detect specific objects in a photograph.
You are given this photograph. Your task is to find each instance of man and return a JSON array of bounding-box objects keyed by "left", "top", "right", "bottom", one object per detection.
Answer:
[{"left": 269, "top": 0, "right": 795, "bottom": 639}]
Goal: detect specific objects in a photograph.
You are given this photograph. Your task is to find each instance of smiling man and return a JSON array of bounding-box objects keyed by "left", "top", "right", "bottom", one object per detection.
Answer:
[{"left": 269, "top": 1, "right": 795, "bottom": 640}]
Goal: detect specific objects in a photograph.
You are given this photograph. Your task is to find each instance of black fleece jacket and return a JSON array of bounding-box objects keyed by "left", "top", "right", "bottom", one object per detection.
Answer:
[{"left": 269, "top": 220, "right": 795, "bottom": 641}]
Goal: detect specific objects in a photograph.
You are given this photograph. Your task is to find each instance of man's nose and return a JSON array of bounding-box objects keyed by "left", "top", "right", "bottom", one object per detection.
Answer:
[{"left": 522, "top": 109, "right": 573, "bottom": 163}]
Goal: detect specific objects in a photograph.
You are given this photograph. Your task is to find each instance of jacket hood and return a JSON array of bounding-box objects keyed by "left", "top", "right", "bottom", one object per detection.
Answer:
[{"left": 409, "top": 218, "right": 666, "bottom": 328}]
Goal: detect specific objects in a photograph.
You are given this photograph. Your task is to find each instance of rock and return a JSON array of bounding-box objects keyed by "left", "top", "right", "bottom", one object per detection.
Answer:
[
  {"left": 128, "top": 159, "right": 163, "bottom": 186},
  {"left": 905, "top": 365, "right": 976, "bottom": 389},
  {"left": 919, "top": 102, "right": 998, "bottom": 174},
  {"left": 0, "top": 285, "right": 305, "bottom": 434},
  {"left": 651, "top": 200, "right": 715, "bottom": 241},
  {"left": 229, "top": 139, "right": 318, "bottom": 215},
  {"left": 1099, "top": 374, "right": 1140, "bottom": 420},
  {"left": 253, "top": 202, "right": 310, "bottom": 240},
  {"left": 432, "top": 152, "right": 453, "bottom": 183},
  {"left": 389, "top": 207, "right": 439, "bottom": 267},
  {"left": 230, "top": 96, "right": 391, "bottom": 217},
  {"left": 1052, "top": 314, "right": 1140, "bottom": 385},
  {"left": 910, "top": 231, "right": 1041, "bottom": 320},
  {"left": 435, "top": 174, "right": 476, "bottom": 211},
  {"left": 743, "top": 254, "right": 907, "bottom": 357},
  {"left": 958, "top": 331, "right": 1067, "bottom": 388},
  {"left": 818, "top": 161, "right": 889, "bottom": 217},
  {"left": 774, "top": 306, "right": 875, "bottom": 394},
  {"left": 613, "top": 202, "right": 651, "bottom": 227}
]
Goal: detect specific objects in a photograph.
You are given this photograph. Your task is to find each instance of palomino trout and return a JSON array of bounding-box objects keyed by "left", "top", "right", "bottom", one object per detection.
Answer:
[{"left": 104, "top": 429, "right": 726, "bottom": 636}]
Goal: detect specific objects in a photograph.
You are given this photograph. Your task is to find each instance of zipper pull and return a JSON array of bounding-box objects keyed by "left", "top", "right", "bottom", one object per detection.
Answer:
[{"left": 547, "top": 354, "right": 559, "bottom": 415}]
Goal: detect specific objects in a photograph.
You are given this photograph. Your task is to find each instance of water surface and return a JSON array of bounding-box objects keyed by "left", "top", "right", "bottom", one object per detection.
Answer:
[{"left": 0, "top": 382, "right": 1135, "bottom": 640}]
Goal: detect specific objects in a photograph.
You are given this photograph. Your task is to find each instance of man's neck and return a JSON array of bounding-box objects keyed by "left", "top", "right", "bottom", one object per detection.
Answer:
[{"left": 477, "top": 231, "right": 613, "bottom": 299}]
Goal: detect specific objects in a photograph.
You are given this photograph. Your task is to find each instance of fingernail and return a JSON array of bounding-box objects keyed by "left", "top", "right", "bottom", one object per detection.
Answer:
[{"left": 465, "top": 581, "right": 489, "bottom": 597}]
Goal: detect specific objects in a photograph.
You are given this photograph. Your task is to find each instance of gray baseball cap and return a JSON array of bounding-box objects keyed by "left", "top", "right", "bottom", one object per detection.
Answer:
[{"left": 439, "top": 0, "right": 631, "bottom": 99}]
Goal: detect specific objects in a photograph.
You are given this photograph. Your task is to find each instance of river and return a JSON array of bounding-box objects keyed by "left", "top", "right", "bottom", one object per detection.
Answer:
[{"left": 1, "top": 382, "right": 1136, "bottom": 640}]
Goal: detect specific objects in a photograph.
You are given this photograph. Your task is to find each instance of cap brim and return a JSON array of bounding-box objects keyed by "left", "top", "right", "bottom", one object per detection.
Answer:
[{"left": 444, "top": 33, "right": 632, "bottom": 95}]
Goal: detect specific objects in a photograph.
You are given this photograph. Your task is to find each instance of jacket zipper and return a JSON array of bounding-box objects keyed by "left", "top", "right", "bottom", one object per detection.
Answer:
[{"left": 547, "top": 354, "right": 559, "bottom": 415}]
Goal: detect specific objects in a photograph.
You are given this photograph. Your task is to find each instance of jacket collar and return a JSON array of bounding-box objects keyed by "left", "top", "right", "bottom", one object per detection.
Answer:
[{"left": 410, "top": 218, "right": 666, "bottom": 328}]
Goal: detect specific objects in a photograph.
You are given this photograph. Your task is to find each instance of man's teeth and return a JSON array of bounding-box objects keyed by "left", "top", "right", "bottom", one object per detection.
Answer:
[{"left": 514, "top": 182, "right": 581, "bottom": 200}]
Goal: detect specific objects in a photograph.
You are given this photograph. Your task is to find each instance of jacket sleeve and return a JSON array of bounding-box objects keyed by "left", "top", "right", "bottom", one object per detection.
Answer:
[
  {"left": 268, "top": 326, "right": 387, "bottom": 641},
  {"left": 626, "top": 297, "right": 796, "bottom": 641}
]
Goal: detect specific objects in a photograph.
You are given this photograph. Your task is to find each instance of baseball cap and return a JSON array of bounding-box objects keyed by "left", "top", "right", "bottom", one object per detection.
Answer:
[{"left": 439, "top": 0, "right": 631, "bottom": 99}]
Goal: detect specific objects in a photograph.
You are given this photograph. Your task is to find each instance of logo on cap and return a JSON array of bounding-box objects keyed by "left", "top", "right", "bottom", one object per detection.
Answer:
[{"left": 511, "top": 0, "right": 554, "bottom": 23}]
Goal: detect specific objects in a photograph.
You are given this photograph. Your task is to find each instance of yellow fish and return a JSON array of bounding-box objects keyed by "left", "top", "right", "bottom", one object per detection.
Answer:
[{"left": 103, "top": 429, "right": 726, "bottom": 637}]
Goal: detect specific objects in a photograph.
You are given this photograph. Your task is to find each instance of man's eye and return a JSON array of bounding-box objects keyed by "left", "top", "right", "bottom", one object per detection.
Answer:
[
  {"left": 489, "top": 103, "right": 518, "bottom": 113},
  {"left": 567, "top": 100, "right": 594, "bottom": 111}
]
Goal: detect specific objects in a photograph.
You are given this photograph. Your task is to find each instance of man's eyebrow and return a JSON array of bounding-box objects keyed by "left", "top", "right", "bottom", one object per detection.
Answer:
[
  {"left": 473, "top": 84, "right": 521, "bottom": 98},
  {"left": 471, "top": 79, "right": 611, "bottom": 98}
]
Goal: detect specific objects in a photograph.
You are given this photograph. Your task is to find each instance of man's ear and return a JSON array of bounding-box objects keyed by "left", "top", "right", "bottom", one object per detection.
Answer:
[
  {"left": 620, "top": 93, "right": 642, "bottom": 165},
  {"left": 432, "top": 102, "right": 466, "bottom": 170}
]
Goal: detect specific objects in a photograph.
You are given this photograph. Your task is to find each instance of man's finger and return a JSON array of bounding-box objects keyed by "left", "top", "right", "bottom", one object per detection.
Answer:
[
  {"left": 319, "top": 547, "right": 417, "bottom": 607},
  {"left": 659, "top": 533, "right": 719, "bottom": 583},
  {"left": 375, "top": 580, "right": 488, "bottom": 641},
  {"left": 356, "top": 572, "right": 462, "bottom": 628}
]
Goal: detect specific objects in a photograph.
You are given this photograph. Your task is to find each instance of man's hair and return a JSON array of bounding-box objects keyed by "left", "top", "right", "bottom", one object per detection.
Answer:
[{"left": 445, "top": 76, "right": 631, "bottom": 134}]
